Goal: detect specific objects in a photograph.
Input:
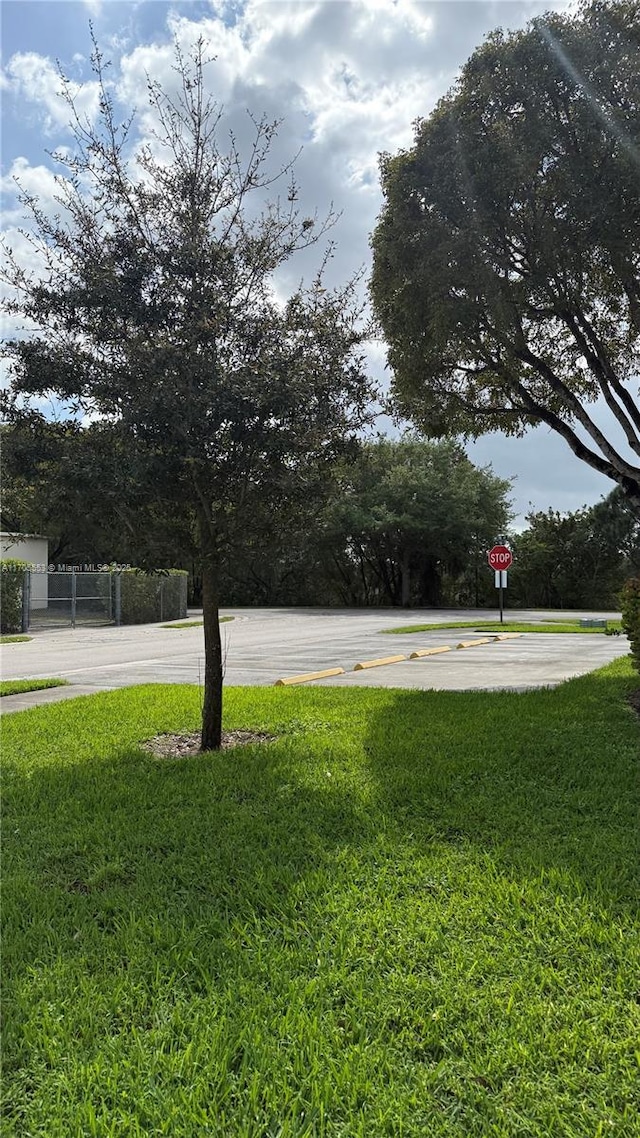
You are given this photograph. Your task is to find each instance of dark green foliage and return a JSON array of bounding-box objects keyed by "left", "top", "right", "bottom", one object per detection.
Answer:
[
  {"left": 1, "top": 429, "right": 513, "bottom": 611},
  {"left": 371, "top": 0, "right": 640, "bottom": 510},
  {"left": 620, "top": 578, "right": 640, "bottom": 672},
  {"left": 205, "top": 438, "right": 512, "bottom": 608},
  {"left": 0, "top": 559, "right": 29, "bottom": 633},
  {"left": 0, "top": 420, "right": 194, "bottom": 570},
  {"left": 119, "top": 570, "right": 188, "bottom": 625},
  {"left": 321, "top": 437, "right": 512, "bottom": 607},
  {"left": 509, "top": 489, "right": 640, "bottom": 609}
]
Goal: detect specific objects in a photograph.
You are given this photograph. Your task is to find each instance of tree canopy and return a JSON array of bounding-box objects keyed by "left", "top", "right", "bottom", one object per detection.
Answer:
[
  {"left": 371, "top": 0, "right": 640, "bottom": 511},
  {"left": 0, "top": 419, "right": 193, "bottom": 569},
  {"left": 510, "top": 489, "right": 640, "bottom": 610},
  {"left": 1, "top": 40, "right": 376, "bottom": 748},
  {"left": 321, "top": 437, "right": 512, "bottom": 607}
]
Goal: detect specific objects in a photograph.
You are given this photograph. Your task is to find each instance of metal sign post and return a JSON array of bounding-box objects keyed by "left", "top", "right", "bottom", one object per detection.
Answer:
[
  {"left": 488, "top": 547, "right": 512, "bottom": 625},
  {"left": 494, "top": 570, "right": 507, "bottom": 623}
]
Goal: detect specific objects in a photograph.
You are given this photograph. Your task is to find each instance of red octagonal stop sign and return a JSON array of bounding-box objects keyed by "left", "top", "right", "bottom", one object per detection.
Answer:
[{"left": 488, "top": 545, "right": 513, "bottom": 570}]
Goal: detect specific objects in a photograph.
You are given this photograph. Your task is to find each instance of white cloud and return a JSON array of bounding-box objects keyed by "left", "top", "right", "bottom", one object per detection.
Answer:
[
  {"left": 109, "top": 0, "right": 464, "bottom": 298},
  {"left": 3, "top": 52, "right": 101, "bottom": 134},
  {"left": 1, "top": 161, "right": 76, "bottom": 344},
  {"left": 1, "top": 157, "right": 64, "bottom": 222}
]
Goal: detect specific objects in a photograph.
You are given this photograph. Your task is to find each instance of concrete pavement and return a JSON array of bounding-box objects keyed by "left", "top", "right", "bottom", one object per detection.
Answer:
[{"left": 0, "top": 607, "right": 629, "bottom": 712}]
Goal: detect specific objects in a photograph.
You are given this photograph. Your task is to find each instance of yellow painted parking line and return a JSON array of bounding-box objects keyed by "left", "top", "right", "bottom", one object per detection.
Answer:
[
  {"left": 409, "top": 646, "right": 452, "bottom": 659},
  {"left": 274, "top": 667, "right": 345, "bottom": 686},
  {"left": 353, "top": 655, "right": 407, "bottom": 671},
  {"left": 457, "top": 637, "right": 493, "bottom": 649}
]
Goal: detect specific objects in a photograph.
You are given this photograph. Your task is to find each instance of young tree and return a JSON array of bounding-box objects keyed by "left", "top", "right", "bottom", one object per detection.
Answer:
[
  {"left": 1, "top": 40, "right": 376, "bottom": 749},
  {"left": 371, "top": 1, "right": 640, "bottom": 511}
]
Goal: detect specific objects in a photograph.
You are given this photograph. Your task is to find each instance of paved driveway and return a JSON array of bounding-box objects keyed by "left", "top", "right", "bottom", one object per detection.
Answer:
[{"left": 0, "top": 607, "right": 629, "bottom": 710}]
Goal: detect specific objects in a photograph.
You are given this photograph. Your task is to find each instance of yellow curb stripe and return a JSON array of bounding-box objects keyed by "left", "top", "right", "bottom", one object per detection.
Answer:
[
  {"left": 353, "top": 655, "right": 407, "bottom": 671},
  {"left": 409, "top": 646, "right": 452, "bottom": 659},
  {"left": 457, "top": 637, "right": 494, "bottom": 649},
  {"left": 493, "top": 633, "right": 522, "bottom": 640},
  {"left": 274, "top": 667, "right": 345, "bottom": 686}
]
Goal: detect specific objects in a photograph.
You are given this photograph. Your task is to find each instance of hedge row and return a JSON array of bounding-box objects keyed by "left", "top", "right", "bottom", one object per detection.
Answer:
[
  {"left": 0, "top": 560, "right": 30, "bottom": 633},
  {"left": 118, "top": 570, "right": 188, "bottom": 625},
  {"left": 620, "top": 578, "right": 640, "bottom": 675}
]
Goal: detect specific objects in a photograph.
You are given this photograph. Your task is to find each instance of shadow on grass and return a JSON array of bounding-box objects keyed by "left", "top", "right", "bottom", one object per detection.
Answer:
[
  {"left": 4, "top": 669, "right": 637, "bottom": 986},
  {"left": 360, "top": 667, "right": 639, "bottom": 912},
  {"left": 1, "top": 688, "right": 373, "bottom": 988},
  {"left": 2, "top": 672, "right": 639, "bottom": 1132}
]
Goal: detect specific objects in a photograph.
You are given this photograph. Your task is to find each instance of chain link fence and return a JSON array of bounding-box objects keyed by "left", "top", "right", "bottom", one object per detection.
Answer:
[
  {"left": 1, "top": 569, "right": 188, "bottom": 633},
  {"left": 25, "top": 571, "right": 115, "bottom": 630}
]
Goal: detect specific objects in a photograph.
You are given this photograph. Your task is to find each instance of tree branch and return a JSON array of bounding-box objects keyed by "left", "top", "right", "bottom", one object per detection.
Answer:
[
  {"left": 511, "top": 376, "right": 637, "bottom": 487},
  {"left": 565, "top": 307, "right": 640, "bottom": 443},
  {"left": 512, "top": 342, "right": 640, "bottom": 483}
]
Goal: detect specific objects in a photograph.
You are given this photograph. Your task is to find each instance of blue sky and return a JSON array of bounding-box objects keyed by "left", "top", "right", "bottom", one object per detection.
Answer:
[{"left": 1, "top": 0, "right": 625, "bottom": 522}]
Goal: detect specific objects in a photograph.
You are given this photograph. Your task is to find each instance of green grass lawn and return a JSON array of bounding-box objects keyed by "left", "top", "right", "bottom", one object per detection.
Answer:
[
  {"left": 0, "top": 635, "right": 32, "bottom": 644},
  {"left": 383, "top": 620, "right": 623, "bottom": 635},
  {"left": 2, "top": 662, "right": 639, "bottom": 1136},
  {"left": 161, "top": 617, "right": 234, "bottom": 629},
  {"left": 0, "top": 678, "right": 68, "bottom": 697}
]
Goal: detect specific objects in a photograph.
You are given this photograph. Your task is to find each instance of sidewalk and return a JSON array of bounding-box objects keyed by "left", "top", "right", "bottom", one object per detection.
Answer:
[{"left": 0, "top": 684, "right": 115, "bottom": 714}]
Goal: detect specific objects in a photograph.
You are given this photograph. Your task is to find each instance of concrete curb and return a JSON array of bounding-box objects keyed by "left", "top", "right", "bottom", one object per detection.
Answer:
[
  {"left": 409, "top": 646, "right": 452, "bottom": 659},
  {"left": 353, "top": 654, "right": 407, "bottom": 671},
  {"left": 275, "top": 667, "right": 345, "bottom": 686}
]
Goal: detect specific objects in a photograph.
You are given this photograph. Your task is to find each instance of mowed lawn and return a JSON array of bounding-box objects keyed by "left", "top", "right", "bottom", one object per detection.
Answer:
[
  {"left": 2, "top": 661, "right": 639, "bottom": 1137},
  {"left": 0, "top": 679, "right": 68, "bottom": 698}
]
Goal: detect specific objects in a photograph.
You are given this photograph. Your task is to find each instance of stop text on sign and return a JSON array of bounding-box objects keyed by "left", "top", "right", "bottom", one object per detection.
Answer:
[{"left": 488, "top": 545, "right": 513, "bottom": 571}]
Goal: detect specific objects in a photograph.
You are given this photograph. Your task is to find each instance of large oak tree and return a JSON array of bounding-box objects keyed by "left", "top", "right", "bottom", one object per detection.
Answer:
[
  {"left": 320, "top": 437, "right": 512, "bottom": 607},
  {"left": 1, "top": 40, "right": 376, "bottom": 749},
  {"left": 371, "top": 0, "right": 640, "bottom": 511}
]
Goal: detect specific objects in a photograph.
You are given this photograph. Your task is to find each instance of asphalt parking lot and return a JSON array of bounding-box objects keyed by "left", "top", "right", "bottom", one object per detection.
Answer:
[{"left": 0, "top": 606, "right": 629, "bottom": 711}]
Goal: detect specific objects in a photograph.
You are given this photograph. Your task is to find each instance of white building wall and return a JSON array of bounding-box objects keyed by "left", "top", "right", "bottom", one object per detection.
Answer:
[{"left": 0, "top": 534, "right": 49, "bottom": 608}]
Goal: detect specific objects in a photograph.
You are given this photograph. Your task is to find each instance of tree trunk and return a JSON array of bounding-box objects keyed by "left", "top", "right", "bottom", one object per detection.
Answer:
[
  {"left": 401, "top": 552, "right": 411, "bottom": 607},
  {"left": 420, "top": 558, "right": 441, "bottom": 606},
  {"left": 199, "top": 516, "right": 223, "bottom": 752}
]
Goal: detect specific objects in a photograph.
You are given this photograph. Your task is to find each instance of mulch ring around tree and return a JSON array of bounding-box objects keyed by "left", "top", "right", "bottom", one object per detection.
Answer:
[{"left": 142, "top": 731, "right": 276, "bottom": 759}]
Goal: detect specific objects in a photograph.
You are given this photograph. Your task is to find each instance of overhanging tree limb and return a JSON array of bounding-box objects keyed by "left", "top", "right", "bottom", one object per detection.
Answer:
[
  {"left": 371, "top": 0, "right": 640, "bottom": 511},
  {"left": 513, "top": 341, "right": 640, "bottom": 482}
]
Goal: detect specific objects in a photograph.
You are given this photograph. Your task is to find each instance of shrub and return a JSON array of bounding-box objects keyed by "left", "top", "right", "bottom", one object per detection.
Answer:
[
  {"left": 0, "top": 559, "right": 30, "bottom": 633},
  {"left": 620, "top": 578, "right": 640, "bottom": 674},
  {"left": 119, "top": 569, "right": 188, "bottom": 625}
]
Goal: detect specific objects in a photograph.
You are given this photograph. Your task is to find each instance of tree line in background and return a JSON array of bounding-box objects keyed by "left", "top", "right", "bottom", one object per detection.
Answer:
[{"left": 3, "top": 424, "right": 638, "bottom": 611}]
